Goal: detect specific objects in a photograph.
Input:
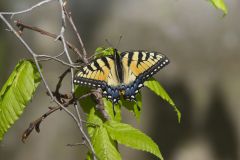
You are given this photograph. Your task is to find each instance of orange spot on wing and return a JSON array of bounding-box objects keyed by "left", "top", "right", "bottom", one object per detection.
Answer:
[{"left": 98, "top": 72, "right": 104, "bottom": 80}]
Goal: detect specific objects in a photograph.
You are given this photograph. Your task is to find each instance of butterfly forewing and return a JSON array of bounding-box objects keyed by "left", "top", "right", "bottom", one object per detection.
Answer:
[
  {"left": 74, "top": 56, "right": 119, "bottom": 87},
  {"left": 120, "top": 51, "right": 169, "bottom": 100},
  {"left": 74, "top": 55, "right": 121, "bottom": 103}
]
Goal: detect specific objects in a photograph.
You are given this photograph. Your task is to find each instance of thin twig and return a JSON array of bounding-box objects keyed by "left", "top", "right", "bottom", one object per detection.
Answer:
[
  {"left": 22, "top": 106, "right": 59, "bottom": 142},
  {"left": 37, "top": 51, "right": 65, "bottom": 61},
  {"left": 21, "top": 91, "right": 95, "bottom": 143},
  {"left": 66, "top": 142, "right": 86, "bottom": 147},
  {"left": 55, "top": 68, "right": 71, "bottom": 94},
  {"left": 77, "top": 93, "right": 92, "bottom": 100},
  {"left": 87, "top": 51, "right": 104, "bottom": 61},
  {"left": 23, "top": 96, "right": 73, "bottom": 142},
  {"left": 14, "top": 20, "right": 84, "bottom": 60},
  {"left": 63, "top": 3, "right": 109, "bottom": 124},
  {"left": 36, "top": 54, "right": 80, "bottom": 68},
  {"left": 0, "top": 0, "right": 55, "bottom": 17},
  {"left": 52, "top": 68, "right": 71, "bottom": 103},
  {"left": 57, "top": 1, "right": 96, "bottom": 159},
  {"left": 92, "top": 89, "right": 110, "bottom": 120},
  {"left": 63, "top": 3, "right": 108, "bottom": 122},
  {"left": 0, "top": 1, "right": 106, "bottom": 158},
  {"left": 0, "top": 13, "right": 85, "bottom": 148},
  {"left": 63, "top": 6, "right": 88, "bottom": 63}
]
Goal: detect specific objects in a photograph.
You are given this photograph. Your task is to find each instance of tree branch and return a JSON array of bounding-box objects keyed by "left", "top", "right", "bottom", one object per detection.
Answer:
[
  {"left": 63, "top": 6, "right": 88, "bottom": 63},
  {"left": 36, "top": 54, "right": 80, "bottom": 68},
  {"left": 0, "top": 1, "right": 108, "bottom": 159},
  {"left": 0, "top": 13, "right": 93, "bottom": 155},
  {"left": 0, "top": 0, "right": 56, "bottom": 17},
  {"left": 22, "top": 92, "right": 94, "bottom": 143},
  {"left": 14, "top": 20, "right": 84, "bottom": 61},
  {"left": 57, "top": 1, "right": 96, "bottom": 158}
]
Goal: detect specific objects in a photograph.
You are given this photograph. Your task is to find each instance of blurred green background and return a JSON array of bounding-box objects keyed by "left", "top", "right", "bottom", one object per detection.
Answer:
[{"left": 0, "top": 0, "right": 239, "bottom": 160}]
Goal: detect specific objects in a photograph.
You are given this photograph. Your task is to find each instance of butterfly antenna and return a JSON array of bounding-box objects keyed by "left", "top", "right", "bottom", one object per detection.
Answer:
[
  {"left": 116, "top": 35, "right": 123, "bottom": 49},
  {"left": 105, "top": 39, "right": 114, "bottom": 48}
]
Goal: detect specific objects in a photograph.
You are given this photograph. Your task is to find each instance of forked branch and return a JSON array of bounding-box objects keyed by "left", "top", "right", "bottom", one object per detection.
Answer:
[{"left": 15, "top": 20, "right": 84, "bottom": 61}]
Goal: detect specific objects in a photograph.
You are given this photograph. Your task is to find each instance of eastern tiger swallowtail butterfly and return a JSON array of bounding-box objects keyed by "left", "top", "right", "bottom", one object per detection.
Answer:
[{"left": 74, "top": 49, "right": 169, "bottom": 103}]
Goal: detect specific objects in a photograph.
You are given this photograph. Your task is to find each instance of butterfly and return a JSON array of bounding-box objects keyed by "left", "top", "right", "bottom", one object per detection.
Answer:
[{"left": 74, "top": 48, "right": 169, "bottom": 103}]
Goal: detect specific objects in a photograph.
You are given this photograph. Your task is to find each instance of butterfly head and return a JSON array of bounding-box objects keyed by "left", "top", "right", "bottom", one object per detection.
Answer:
[{"left": 113, "top": 48, "right": 120, "bottom": 57}]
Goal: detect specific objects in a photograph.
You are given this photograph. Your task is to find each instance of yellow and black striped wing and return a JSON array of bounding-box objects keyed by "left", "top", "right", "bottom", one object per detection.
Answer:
[
  {"left": 120, "top": 51, "right": 169, "bottom": 99},
  {"left": 74, "top": 56, "right": 120, "bottom": 88}
]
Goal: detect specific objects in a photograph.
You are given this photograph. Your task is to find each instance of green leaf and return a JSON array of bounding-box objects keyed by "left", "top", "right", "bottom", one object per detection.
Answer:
[
  {"left": 86, "top": 98, "right": 122, "bottom": 137},
  {"left": 104, "top": 121, "right": 163, "bottom": 160},
  {"left": 94, "top": 47, "right": 115, "bottom": 58},
  {"left": 87, "top": 107, "right": 103, "bottom": 138},
  {"left": 75, "top": 87, "right": 122, "bottom": 160},
  {"left": 75, "top": 85, "right": 95, "bottom": 114},
  {"left": 84, "top": 96, "right": 122, "bottom": 160},
  {"left": 103, "top": 98, "right": 121, "bottom": 122},
  {"left": 0, "top": 60, "right": 41, "bottom": 140},
  {"left": 210, "top": 0, "right": 228, "bottom": 15},
  {"left": 75, "top": 85, "right": 104, "bottom": 138},
  {"left": 86, "top": 151, "right": 92, "bottom": 160},
  {"left": 144, "top": 78, "right": 181, "bottom": 123},
  {"left": 122, "top": 93, "right": 142, "bottom": 121},
  {"left": 92, "top": 125, "right": 121, "bottom": 160}
]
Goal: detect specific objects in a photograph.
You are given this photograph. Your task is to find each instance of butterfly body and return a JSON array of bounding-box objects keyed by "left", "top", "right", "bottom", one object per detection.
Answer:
[{"left": 74, "top": 49, "right": 169, "bottom": 103}]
